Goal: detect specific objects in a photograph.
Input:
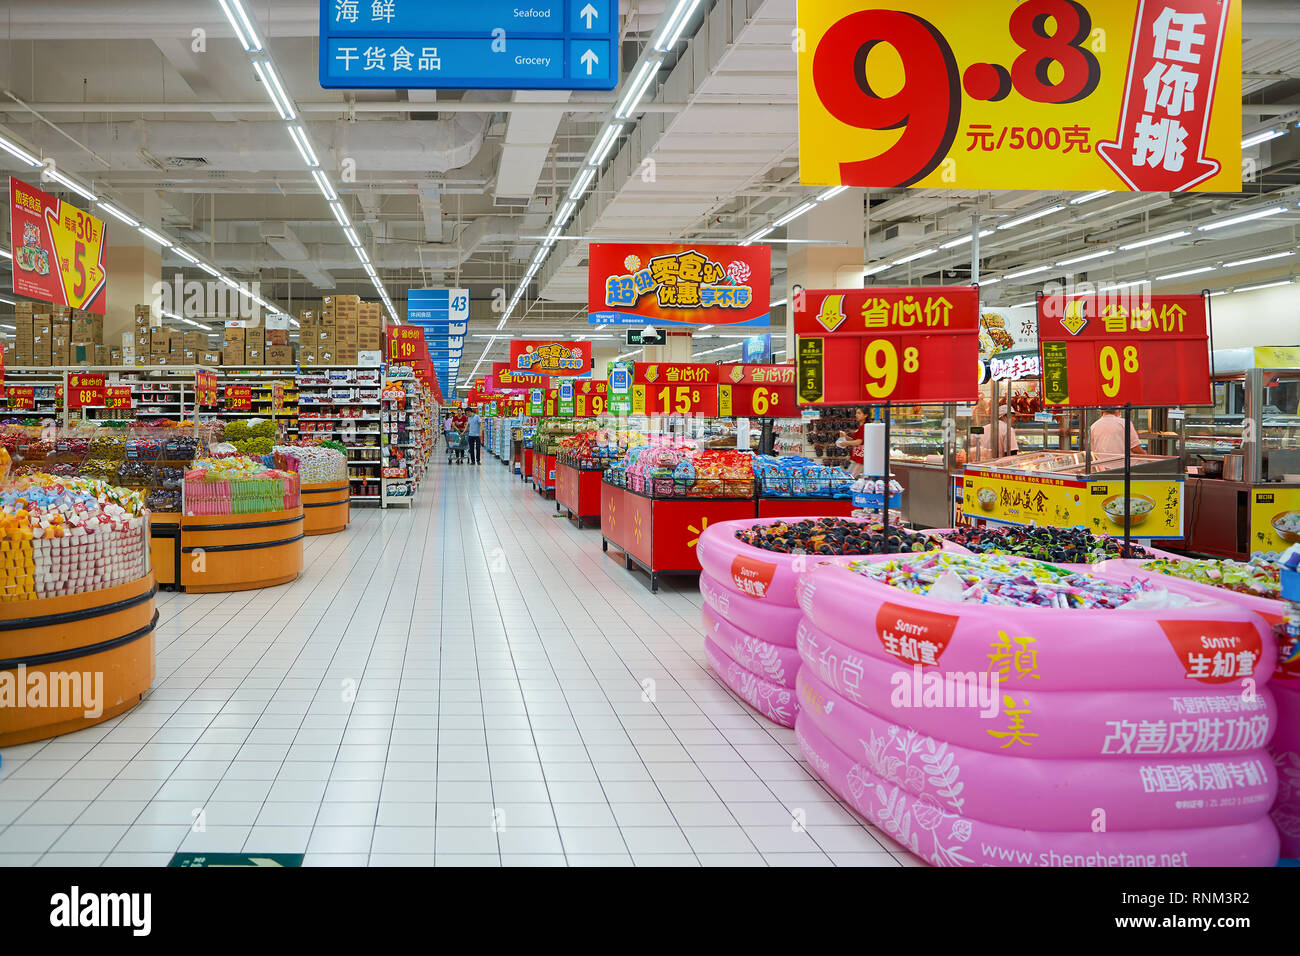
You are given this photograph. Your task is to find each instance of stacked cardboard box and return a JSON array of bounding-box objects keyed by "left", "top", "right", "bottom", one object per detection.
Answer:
[
  {"left": 265, "top": 314, "right": 293, "bottom": 365},
  {"left": 245, "top": 324, "right": 265, "bottom": 366},
  {"left": 31, "top": 313, "right": 53, "bottom": 367},
  {"left": 134, "top": 305, "right": 159, "bottom": 366},
  {"left": 223, "top": 322, "right": 246, "bottom": 366},
  {"left": 12, "top": 301, "right": 35, "bottom": 366}
]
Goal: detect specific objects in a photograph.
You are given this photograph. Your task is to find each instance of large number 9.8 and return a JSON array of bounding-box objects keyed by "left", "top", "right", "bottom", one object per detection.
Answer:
[
  {"left": 812, "top": 10, "right": 960, "bottom": 187},
  {"left": 1008, "top": 0, "right": 1101, "bottom": 104}
]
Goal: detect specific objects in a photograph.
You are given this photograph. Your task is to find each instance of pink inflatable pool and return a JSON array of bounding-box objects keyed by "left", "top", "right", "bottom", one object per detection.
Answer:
[
  {"left": 1271, "top": 683, "right": 1300, "bottom": 857},
  {"left": 696, "top": 516, "right": 946, "bottom": 607},
  {"left": 795, "top": 562, "right": 1278, "bottom": 691},
  {"left": 703, "top": 607, "right": 802, "bottom": 689},
  {"left": 704, "top": 636, "right": 797, "bottom": 728},
  {"left": 700, "top": 571, "right": 804, "bottom": 646},
  {"left": 797, "top": 668, "right": 1276, "bottom": 831},
  {"left": 796, "top": 711, "right": 1280, "bottom": 867},
  {"left": 796, "top": 616, "right": 1277, "bottom": 758}
]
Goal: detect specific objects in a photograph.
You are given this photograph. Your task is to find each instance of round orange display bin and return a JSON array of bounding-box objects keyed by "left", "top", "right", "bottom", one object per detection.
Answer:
[
  {"left": 301, "top": 482, "right": 350, "bottom": 535},
  {"left": 179, "top": 507, "right": 305, "bottom": 593},
  {"left": 0, "top": 574, "right": 157, "bottom": 747}
]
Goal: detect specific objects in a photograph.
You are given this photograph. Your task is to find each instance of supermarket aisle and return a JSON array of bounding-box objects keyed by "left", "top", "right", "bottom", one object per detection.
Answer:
[{"left": 0, "top": 456, "right": 912, "bottom": 867}]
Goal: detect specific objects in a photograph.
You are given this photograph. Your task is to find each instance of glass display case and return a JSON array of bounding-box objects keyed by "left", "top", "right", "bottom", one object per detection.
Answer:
[{"left": 1182, "top": 355, "right": 1300, "bottom": 559}]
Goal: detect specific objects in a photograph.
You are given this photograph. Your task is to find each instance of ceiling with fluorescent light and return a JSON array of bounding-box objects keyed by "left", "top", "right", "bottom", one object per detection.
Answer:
[{"left": 0, "top": 0, "right": 1297, "bottom": 386}]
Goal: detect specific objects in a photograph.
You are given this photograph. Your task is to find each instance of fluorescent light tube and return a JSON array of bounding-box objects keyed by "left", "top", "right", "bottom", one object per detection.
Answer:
[
  {"left": 556, "top": 201, "right": 576, "bottom": 226},
  {"left": 197, "top": 262, "right": 220, "bottom": 277},
  {"left": 1056, "top": 248, "right": 1115, "bottom": 267},
  {"left": 1241, "top": 129, "right": 1285, "bottom": 148},
  {"left": 1070, "top": 190, "right": 1110, "bottom": 205},
  {"left": 174, "top": 248, "right": 201, "bottom": 264},
  {"left": 1236, "top": 279, "right": 1294, "bottom": 292},
  {"left": 329, "top": 202, "right": 349, "bottom": 226},
  {"left": 138, "top": 226, "right": 173, "bottom": 247},
  {"left": 741, "top": 226, "right": 774, "bottom": 246},
  {"left": 220, "top": 0, "right": 262, "bottom": 52},
  {"left": 615, "top": 58, "right": 661, "bottom": 119},
  {"left": 1222, "top": 251, "right": 1295, "bottom": 268},
  {"left": 0, "top": 247, "right": 11, "bottom": 259},
  {"left": 311, "top": 169, "right": 337, "bottom": 201},
  {"left": 96, "top": 202, "right": 138, "bottom": 227},
  {"left": 655, "top": 0, "right": 703, "bottom": 51},
  {"left": 254, "top": 61, "right": 294, "bottom": 120},
  {"left": 46, "top": 169, "right": 96, "bottom": 202},
  {"left": 354, "top": 246, "right": 369, "bottom": 264},
  {"left": 1003, "top": 264, "right": 1051, "bottom": 280},
  {"left": 862, "top": 262, "right": 892, "bottom": 277},
  {"left": 343, "top": 227, "right": 361, "bottom": 247},
  {"left": 817, "top": 185, "right": 849, "bottom": 202},
  {"left": 774, "top": 202, "right": 816, "bottom": 228},
  {"left": 979, "top": 277, "right": 1001, "bottom": 285},
  {"left": 1155, "top": 266, "right": 1216, "bottom": 280},
  {"left": 996, "top": 205, "right": 1064, "bottom": 230},
  {"left": 1196, "top": 205, "right": 1287, "bottom": 232},
  {"left": 287, "top": 128, "right": 321, "bottom": 170},
  {"left": 591, "top": 124, "right": 624, "bottom": 165},
  {"left": 1118, "top": 230, "right": 1189, "bottom": 251},
  {"left": 0, "top": 134, "right": 40, "bottom": 167},
  {"left": 570, "top": 167, "right": 596, "bottom": 199},
  {"left": 939, "top": 230, "right": 993, "bottom": 250},
  {"left": 893, "top": 248, "right": 936, "bottom": 265}
]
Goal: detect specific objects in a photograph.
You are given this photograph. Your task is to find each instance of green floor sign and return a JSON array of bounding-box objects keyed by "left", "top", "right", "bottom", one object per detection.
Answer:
[{"left": 169, "top": 852, "right": 303, "bottom": 868}]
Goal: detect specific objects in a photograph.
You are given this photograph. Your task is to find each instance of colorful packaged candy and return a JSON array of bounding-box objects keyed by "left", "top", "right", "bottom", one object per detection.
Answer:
[{"left": 1140, "top": 556, "right": 1281, "bottom": 599}]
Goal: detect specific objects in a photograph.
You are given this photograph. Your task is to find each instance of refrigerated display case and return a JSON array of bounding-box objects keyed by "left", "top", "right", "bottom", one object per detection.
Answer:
[{"left": 1182, "top": 354, "right": 1300, "bottom": 559}]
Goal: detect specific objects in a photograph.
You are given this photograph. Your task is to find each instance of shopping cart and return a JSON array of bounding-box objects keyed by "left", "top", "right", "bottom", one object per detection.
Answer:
[{"left": 446, "top": 430, "right": 467, "bottom": 464}]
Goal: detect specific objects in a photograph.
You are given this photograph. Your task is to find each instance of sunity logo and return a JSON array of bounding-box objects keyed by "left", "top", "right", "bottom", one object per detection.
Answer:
[{"left": 50, "top": 886, "right": 151, "bottom": 937}]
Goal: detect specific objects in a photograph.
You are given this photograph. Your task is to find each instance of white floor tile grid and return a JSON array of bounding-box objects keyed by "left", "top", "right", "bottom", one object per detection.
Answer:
[{"left": 0, "top": 453, "right": 914, "bottom": 867}]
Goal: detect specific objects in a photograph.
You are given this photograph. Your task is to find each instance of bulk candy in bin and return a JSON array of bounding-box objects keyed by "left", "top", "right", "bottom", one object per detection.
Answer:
[
  {"left": 944, "top": 525, "right": 1156, "bottom": 564},
  {"left": 273, "top": 445, "right": 347, "bottom": 484},
  {"left": 735, "top": 517, "right": 935, "bottom": 556},
  {"left": 848, "top": 552, "right": 1170, "bottom": 610},
  {"left": 0, "top": 475, "right": 148, "bottom": 601},
  {"left": 1140, "top": 556, "right": 1281, "bottom": 599}
]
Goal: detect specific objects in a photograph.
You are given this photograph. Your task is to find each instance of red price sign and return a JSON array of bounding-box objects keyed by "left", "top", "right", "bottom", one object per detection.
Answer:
[
  {"left": 718, "top": 364, "right": 796, "bottom": 417},
  {"left": 632, "top": 363, "right": 719, "bottom": 415},
  {"left": 794, "top": 287, "right": 979, "bottom": 405},
  {"left": 225, "top": 385, "right": 253, "bottom": 412},
  {"left": 68, "top": 373, "right": 106, "bottom": 409},
  {"left": 272, "top": 383, "right": 285, "bottom": 414},
  {"left": 1037, "top": 292, "right": 1211, "bottom": 407},
  {"left": 573, "top": 381, "right": 609, "bottom": 418},
  {"left": 196, "top": 370, "right": 219, "bottom": 407},
  {"left": 104, "top": 386, "right": 132, "bottom": 411},
  {"left": 388, "top": 325, "right": 425, "bottom": 362},
  {"left": 6, "top": 386, "right": 35, "bottom": 410}
]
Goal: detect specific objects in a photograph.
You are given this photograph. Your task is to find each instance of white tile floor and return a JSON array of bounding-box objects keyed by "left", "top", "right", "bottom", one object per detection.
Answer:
[{"left": 0, "top": 452, "right": 920, "bottom": 867}]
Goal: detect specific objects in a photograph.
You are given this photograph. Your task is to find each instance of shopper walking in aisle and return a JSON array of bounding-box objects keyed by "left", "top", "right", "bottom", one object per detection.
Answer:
[
  {"left": 1090, "top": 407, "right": 1144, "bottom": 457},
  {"left": 838, "top": 406, "right": 869, "bottom": 477},
  {"left": 466, "top": 407, "right": 483, "bottom": 465},
  {"left": 451, "top": 407, "right": 469, "bottom": 464}
]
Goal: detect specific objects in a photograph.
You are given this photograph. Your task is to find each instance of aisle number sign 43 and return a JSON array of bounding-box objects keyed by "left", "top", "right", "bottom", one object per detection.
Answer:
[
  {"left": 797, "top": 0, "right": 1241, "bottom": 192},
  {"left": 794, "top": 288, "right": 980, "bottom": 405}
]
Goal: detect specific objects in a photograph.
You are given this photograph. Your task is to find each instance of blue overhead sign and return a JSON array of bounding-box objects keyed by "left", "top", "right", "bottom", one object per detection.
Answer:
[
  {"left": 319, "top": 0, "right": 617, "bottom": 91},
  {"left": 407, "top": 288, "right": 471, "bottom": 394}
]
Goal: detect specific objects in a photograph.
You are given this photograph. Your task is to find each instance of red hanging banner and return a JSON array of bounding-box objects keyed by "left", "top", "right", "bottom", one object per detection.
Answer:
[
  {"left": 717, "top": 363, "right": 797, "bottom": 417},
  {"left": 794, "top": 287, "right": 981, "bottom": 405},
  {"left": 225, "top": 385, "right": 253, "bottom": 412},
  {"left": 1036, "top": 291, "right": 1212, "bottom": 407},
  {"left": 67, "top": 372, "right": 106, "bottom": 409}
]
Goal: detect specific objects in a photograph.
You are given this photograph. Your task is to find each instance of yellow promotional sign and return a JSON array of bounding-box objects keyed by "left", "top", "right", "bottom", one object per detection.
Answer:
[
  {"left": 962, "top": 471, "right": 1184, "bottom": 538},
  {"left": 798, "top": 0, "right": 1241, "bottom": 192},
  {"left": 1250, "top": 488, "right": 1300, "bottom": 556},
  {"left": 1254, "top": 346, "right": 1300, "bottom": 369},
  {"left": 718, "top": 385, "right": 733, "bottom": 418}
]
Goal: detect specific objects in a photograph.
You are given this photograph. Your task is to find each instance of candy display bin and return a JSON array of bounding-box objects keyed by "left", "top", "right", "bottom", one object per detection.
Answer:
[
  {"left": 554, "top": 459, "right": 603, "bottom": 528},
  {"left": 179, "top": 507, "right": 305, "bottom": 593},
  {"left": 0, "top": 573, "right": 157, "bottom": 747},
  {"left": 301, "top": 481, "right": 351, "bottom": 535}
]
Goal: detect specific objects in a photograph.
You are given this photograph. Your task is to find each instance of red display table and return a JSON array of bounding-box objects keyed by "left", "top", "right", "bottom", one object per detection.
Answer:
[
  {"left": 757, "top": 497, "right": 858, "bottom": 519},
  {"left": 532, "top": 451, "right": 556, "bottom": 498},
  {"left": 601, "top": 479, "right": 755, "bottom": 592},
  {"left": 555, "top": 461, "right": 602, "bottom": 527},
  {"left": 522, "top": 447, "right": 534, "bottom": 483}
]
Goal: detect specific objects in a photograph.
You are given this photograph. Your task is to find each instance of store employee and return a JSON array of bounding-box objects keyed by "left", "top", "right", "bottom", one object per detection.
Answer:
[
  {"left": 978, "top": 401, "right": 1019, "bottom": 459},
  {"left": 1090, "top": 408, "right": 1144, "bottom": 457}
]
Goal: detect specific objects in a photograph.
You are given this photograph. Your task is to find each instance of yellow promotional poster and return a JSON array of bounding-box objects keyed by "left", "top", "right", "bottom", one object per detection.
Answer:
[
  {"left": 798, "top": 0, "right": 1242, "bottom": 192},
  {"left": 9, "top": 176, "right": 109, "bottom": 313},
  {"left": 1250, "top": 488, "right": 1300, "bottom": 556},
  {"left": 1254, "top": 346, "right": 1300, "bottom": 369},
  {"left": 962, "top": 471, "right": 1184, "bottom": 538}
]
